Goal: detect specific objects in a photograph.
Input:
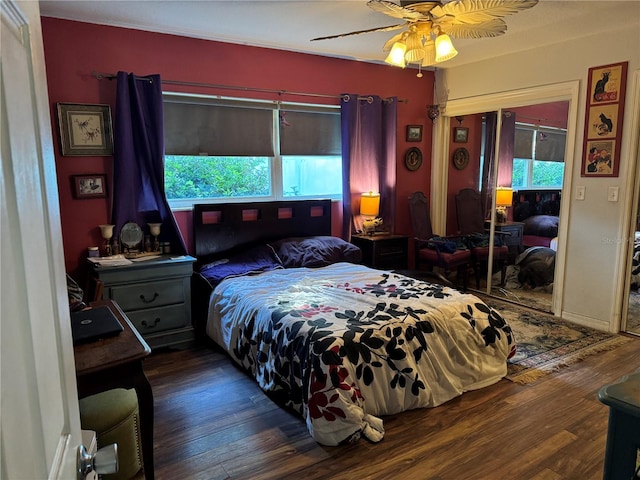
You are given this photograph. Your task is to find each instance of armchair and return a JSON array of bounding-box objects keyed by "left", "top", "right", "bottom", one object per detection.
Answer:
[
  {"left": 408, "top": 191, "right": 470, "bottom": 289},
  {"left": 455, "top": 188, "right": 509, "bottom": 289}
]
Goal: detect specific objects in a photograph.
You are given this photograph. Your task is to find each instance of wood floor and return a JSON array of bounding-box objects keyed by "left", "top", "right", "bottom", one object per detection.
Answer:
[{"left": 144, "top": 334, "right": 640, "bottom": 480}]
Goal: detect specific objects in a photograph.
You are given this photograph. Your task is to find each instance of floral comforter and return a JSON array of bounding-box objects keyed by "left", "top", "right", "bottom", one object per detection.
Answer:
[{"left": 206, "top": 262, "right": 515, "bottom": 446}]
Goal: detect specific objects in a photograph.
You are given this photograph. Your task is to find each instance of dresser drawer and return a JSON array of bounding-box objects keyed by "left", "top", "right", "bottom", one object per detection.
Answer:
[
  {"left": 127, "top": 304, "right": 188, "bottom": 335},
  {"left": 377, "top": 240, "right": 406, "bottom": 256},
  {"left": 108, "top": 279, "right": 185, "bottom": 311}
]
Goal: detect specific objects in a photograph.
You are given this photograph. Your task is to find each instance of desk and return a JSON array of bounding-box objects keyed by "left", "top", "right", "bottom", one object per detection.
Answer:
[
  {"left": 74, "top": 300, "right": 154, "bottom": 480},
  {"left": 598, "top": 368, "right": 640, "bottom": 480}
]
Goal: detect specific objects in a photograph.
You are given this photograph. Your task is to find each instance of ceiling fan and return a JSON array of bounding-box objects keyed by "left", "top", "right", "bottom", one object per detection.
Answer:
[{"left": 311, "top": 0, "right": 539, "bottom": 70}]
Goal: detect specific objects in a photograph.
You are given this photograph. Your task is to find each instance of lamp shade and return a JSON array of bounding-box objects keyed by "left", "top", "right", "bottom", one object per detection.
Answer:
[
  {"left": 403, "top": 31, "right": 425, "bottom": 63},
  {"left": 384, "top": 42, "right": 407, "bottom": 68},
  {"left": 496, "top": 187, "right": 513, "bottom": 207},
  {"left": 360, "top": 192, "right": 380, "bottom": 217},
  {"left": 435, "top": 33, "right": 458, "bottom": 63},
  {"left": 421, "top": 40, "right": 436, "bottom": 67}
]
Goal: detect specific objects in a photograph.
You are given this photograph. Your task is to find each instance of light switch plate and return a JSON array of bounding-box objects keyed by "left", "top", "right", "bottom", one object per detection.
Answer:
[
  {"left": 576, "top": 186, "right": 585, "bottom": 200},
  {"left": 608, "top": 186, "right": 619, "bottom": 202}
]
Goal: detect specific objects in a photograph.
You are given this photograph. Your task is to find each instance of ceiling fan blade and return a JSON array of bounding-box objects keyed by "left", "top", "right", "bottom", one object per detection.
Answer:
[
  {"left": 443, "top": 18, "right": 507, "bottom": 39},
  {"left": 366, "top": 0, "right": 430, "bottom": 21},
  {"left": 434, "top": 0, "right": 538, "bottom": 25},
  {"left": 311, "top": 23, "right": 407, "bottom": 42}
]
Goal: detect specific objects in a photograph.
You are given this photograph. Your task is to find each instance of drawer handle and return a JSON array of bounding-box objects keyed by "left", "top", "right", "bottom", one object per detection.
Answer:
[
  {"left": 141, "top": 318, "right": 161, "bottom": 328},
  {"left": 139, "top": 292, "right": 159, "bottom": 303}
]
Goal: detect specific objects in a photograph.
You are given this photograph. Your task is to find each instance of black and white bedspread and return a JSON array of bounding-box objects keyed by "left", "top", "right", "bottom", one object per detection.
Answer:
[
  {"left": 632, "top": 234, "right": 640, "bottom": 288},
  {"left": 206, "top": 262, "right": 515, "bottom": 446}
]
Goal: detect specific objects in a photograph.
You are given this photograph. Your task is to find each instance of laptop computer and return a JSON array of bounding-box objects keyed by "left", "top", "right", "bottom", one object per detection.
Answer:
[{"left": 71, "top": 306, "right": 124, "bottom": 345}]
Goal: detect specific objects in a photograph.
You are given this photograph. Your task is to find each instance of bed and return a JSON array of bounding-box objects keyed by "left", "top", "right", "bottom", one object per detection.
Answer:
[
  {"left": 193, "top": 200, "right": 516, "bottom": 446},
  {"left": 513, "top": 190, "right": 561, "bottom": 250},
  {"left": 631, "top": 233, "right": 640, "bottom": 289}
]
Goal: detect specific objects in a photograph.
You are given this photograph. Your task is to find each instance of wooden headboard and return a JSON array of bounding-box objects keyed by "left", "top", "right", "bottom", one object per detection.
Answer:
[
  {"left": 512, "top": 189, "right": 561, "bottom": 222},
  {"left": 193, "top": 199, "right": 332, "bottom": 264}
]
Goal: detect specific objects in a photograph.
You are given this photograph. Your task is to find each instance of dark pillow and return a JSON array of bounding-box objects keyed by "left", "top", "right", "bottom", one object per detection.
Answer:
[
  {"left": 523, "top": 215, "right": 559, "bottom": 238},
  {"left": 199, "top": 244, "right": 282, "bottom": 287},
  {"left": 270, "top": 236, "right": 362, "bottom": 268}
]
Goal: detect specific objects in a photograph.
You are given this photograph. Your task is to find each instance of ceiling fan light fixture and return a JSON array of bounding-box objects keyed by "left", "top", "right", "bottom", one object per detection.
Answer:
[
  {"left": 435, "top": 33, "right": 457, "bottom": 63},
  {"left": 421, "top": 40, "right": 436, "bottom": 67},
  {"left": 403, "top": 30, "right": 425, "bottom": 63},
  {"left": 385, "top": 41, "right": 407, "bottom": 68}
]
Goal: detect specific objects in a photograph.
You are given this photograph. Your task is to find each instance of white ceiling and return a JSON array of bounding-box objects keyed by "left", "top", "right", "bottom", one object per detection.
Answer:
[{"left": 39, "top": 0, "right": 640, "bottom": 70}]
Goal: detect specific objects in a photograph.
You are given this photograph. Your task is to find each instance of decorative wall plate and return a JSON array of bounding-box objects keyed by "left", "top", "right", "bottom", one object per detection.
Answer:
[
  {"left": 404, "top": 147, "right": 423, "bottom": 171},
  {"left": 452, "top": 147, "right": 470, "bottom": 170}
]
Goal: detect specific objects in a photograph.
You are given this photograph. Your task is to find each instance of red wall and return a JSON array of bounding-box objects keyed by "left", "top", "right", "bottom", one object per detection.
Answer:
[
  {"left": 446, "top": 114, "right": 484, "bottom": 234},
  {"left": 41, "top": 17, "right": 436, "bottom": 278}
]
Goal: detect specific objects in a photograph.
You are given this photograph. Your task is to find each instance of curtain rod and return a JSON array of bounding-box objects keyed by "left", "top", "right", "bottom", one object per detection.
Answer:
[{"left": 91, "top": 71, "right": 407, "bottom": 104}]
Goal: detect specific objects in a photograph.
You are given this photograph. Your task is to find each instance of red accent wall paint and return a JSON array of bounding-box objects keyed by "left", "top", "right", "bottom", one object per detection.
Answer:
[{"left": 41, "top": 17, "right": 435, "bottom": 277}]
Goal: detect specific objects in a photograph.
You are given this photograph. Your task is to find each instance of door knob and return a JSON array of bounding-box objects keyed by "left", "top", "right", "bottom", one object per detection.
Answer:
[{"left": 77, "top": 443, "right": 118, "bottom": 480}]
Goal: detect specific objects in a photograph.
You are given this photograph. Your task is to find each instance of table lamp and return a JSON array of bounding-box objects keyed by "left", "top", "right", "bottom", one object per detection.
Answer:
[
  {"left": 99, "top": 224, "right": 115, "bottom": 256},
  {"left": 360, "top": 191, "right": 381, "bottom": 235},
  {"left": 495, "top": 187, "right": 513, "bottom": 223},
  {"left": 148, "top": 223, "right": 162, "bottom": 252}
]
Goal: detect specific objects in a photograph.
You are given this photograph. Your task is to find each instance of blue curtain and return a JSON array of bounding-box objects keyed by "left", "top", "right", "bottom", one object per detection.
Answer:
[
  {"left": 340, "top": 94, "right": 397, "bottom": 238},
  {"left": 112, "top": 71, "right": 186, "bottom": 254}
]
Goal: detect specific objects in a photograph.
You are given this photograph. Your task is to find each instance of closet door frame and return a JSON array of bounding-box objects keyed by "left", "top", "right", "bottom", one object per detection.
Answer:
[{"left": 621, "top": 70, "right": 640, "bottom": 333}]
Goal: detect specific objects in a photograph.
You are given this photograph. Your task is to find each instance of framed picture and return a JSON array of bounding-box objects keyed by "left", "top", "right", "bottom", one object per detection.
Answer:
[
  {"left": 406, "top": 125, "right": 423, "bottom": 142},
  {"left": 57, "top": 103, "right": 114, "bottom": 156},
  {"left": 72, "top": 174, "right": 107, "bottom": 199},
  {"left": 453, "top": 127, "right": 469, "bottom": 143},
  {"left": 581, "top": 61, "right": 627, "bottom": 177}
]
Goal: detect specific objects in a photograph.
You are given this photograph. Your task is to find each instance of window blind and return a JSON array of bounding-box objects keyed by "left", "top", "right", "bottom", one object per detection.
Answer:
[
  {"left": 514, "top": 125, "right": 566, "bottom": 162},
  {"left": 279, "top": 108, "right": 341, "bottom": 155},
  {"left": 163, "top": 98, "right": 275, "bottom": 156}
]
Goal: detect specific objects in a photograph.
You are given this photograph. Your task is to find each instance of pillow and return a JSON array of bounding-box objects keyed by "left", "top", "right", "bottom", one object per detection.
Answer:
[
  {"left": 270, "top": 236, "right": 362, "bottom": 268},
  {"left": 199, "top": 244, "right": 282, "bottom": 287},
  {"left": 523, "top": 215, "right": 559, "bottom": 238}
]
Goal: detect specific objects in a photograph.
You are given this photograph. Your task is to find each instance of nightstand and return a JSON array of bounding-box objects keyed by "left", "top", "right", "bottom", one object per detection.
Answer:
[
  {"left": 89, "top": 255, "right": 196, "bottom": 349},
  {"left": 489, "top": 221, "right": 524, "bottom": 254},
  {"left": 351, "top": 234, "right": 409, "bottom": 270}
]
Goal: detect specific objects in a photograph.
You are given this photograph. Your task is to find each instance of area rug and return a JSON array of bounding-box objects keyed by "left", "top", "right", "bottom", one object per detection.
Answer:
[
  {"left": 479, "top": 295, "right": 635, "bottom": 385},
  {"left": 627, "top": 291, "right": 640, "bottom": 335}
]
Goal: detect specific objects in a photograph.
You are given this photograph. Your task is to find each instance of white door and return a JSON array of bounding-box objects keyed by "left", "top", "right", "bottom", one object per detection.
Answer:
[{"left": 1, "top": 1, "right": 83, "bottom": 478}]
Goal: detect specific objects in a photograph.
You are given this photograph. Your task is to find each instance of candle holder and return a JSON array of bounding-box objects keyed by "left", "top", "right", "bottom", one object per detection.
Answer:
[
  {"left": 98, "top": 224, "right": 115, "bottom": 256},
  {"left": 148, "top": 223, "right": 162, "bottom": 252}
]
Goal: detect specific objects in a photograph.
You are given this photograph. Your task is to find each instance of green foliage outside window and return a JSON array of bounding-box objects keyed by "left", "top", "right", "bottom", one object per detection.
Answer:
[
  {"left": 164, "top": 155, "right": 270, "bottom": 199},
  {"left": 532, "top": 160, "right": 564, "bottom": 187},
  {"left": 512, "top": 158, "right": 564, "bottom": 189}
]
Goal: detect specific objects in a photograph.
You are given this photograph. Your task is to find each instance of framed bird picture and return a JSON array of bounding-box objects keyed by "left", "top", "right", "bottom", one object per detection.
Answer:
[{"left": 57, "top": 103, "right": 114, "bottom": 156}]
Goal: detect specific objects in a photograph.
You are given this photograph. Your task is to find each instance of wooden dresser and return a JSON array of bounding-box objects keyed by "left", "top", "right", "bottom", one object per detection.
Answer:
[{"left": 89, "top": 255, "right": 196, "bottom": 349}]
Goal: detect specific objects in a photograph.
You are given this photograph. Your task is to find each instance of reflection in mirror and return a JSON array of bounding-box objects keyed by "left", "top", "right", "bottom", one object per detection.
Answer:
[
  {"left": 627, "top": 213, "right": 640, "bottom": 336},
  {"left": 446, "top": 101, "right": 569, "bottom": 313}
]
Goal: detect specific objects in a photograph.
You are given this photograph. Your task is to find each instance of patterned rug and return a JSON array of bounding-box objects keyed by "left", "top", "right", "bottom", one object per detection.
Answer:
[
  {"left": 480, "top": 295, "right": 636, "bottom": 384},
  {"left": 627, "top": 291, "right": 640, "bottom": 335}
]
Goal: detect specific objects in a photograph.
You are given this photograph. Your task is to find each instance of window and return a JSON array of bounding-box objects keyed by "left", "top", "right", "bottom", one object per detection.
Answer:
[
  {"left": 163, "top": 94, "right": 342, "bottom": 208},
  {"left": 512, "top": 125, "right": 566, "bottom": 189}
]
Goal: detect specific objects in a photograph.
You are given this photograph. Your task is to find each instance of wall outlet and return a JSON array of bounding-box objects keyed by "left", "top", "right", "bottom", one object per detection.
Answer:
[
  {"left": 576, "top": 186, "right": 585, "bottom": 200},
  {"left": 608, "top": 186, "right": 619, "bottom": 202}
]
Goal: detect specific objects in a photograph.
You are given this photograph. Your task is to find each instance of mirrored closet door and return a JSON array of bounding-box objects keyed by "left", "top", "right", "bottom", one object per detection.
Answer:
[{"left": 446, "top": 101, "right": 569, "bottom": 313}]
